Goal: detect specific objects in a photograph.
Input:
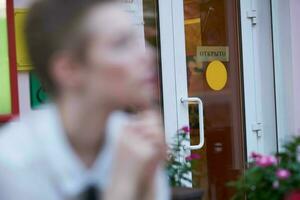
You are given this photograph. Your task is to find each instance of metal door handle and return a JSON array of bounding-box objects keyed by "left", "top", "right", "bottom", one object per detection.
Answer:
[{"left": 181, "top": 97, "right": 205, "bottom": 150}]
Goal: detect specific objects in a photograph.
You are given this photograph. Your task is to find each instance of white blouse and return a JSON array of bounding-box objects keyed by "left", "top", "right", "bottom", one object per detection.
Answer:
[{"left": 0, "top": 104, "right": 170, "bottom": 200}]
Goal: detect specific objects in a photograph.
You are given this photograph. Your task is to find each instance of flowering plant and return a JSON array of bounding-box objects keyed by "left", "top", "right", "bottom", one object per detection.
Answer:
[
  {"left": 166, "top": 126, "right": 201, "bottom": 187},
  {"left": 229, "top": 137, "right": 300, "bottom": 200}
]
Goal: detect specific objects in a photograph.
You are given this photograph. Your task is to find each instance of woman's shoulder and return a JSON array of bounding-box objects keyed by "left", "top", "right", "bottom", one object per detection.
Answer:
[
  {"left": 0, "top": 121, "right": 36, "bottom": 170},
  {"left": 0, "top": 106, "right": 54, "bottom": 170}
]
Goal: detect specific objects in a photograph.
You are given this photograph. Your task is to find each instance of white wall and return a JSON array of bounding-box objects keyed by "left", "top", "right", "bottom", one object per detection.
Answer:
[
  {"left": 15, "top": 0, "right": 35, "bottom": 118},
  {"left": 17, "top": 73, "right": 32, "bottom": 118},
  {"left": 272, "top": 0, "right": 300, "bottom": 147},
  {"left": 290, "top": 0, "right": 300, "bottom": 135}
]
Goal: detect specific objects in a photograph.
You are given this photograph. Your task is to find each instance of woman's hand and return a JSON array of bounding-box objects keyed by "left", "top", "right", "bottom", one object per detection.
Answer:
[{"left": 104, "top": 110, "right": 166, "bottom": 200}]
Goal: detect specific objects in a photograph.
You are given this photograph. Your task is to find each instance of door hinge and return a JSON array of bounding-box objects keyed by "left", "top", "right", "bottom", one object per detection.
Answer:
[
  {"left": 247, "top": 10, "right": 257, "bottom": 25},
  {"left": 252, "top": 122, "right": 263, "bottom": 137}
]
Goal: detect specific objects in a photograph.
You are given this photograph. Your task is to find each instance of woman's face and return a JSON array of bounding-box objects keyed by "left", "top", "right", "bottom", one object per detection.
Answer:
[{"left": 80, "top": 4, "right": 158, "bottom": 110}]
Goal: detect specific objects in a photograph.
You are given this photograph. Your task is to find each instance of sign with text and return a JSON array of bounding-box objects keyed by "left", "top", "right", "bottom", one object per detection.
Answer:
[{"left": 196, "top": 46, "right": 229, "bottom": 62}]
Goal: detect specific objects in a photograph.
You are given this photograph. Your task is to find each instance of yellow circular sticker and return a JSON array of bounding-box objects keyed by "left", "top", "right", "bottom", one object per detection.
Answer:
[{"left": 206, "top": 60, "right": 228, "bottom": 91}]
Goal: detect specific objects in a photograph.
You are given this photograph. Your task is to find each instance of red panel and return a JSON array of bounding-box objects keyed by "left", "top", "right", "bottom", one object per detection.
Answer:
[{"left": 0, "top": 0, "right": 19, "bottom": 123}]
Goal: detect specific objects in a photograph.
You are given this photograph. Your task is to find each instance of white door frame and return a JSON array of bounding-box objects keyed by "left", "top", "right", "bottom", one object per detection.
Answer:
[
  {"left": 158, "top": 0, "right": 180, "bottom": 144},
  {"left": 240, "top": 0, "right": 277, "bottom": 157},
  {"left": 158, "top": 0, "right": 189, "bottom": 147},
  {"left": 239, "top": 0, "right": 264, "bottom": 157},
  {"left": 170, "top": 0, "right": 190, "bottom": 137}
]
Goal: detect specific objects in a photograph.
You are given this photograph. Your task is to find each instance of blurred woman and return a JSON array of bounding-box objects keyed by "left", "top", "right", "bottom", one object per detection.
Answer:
[{"left": 0, "top": 0, "right": 169, "bottom": 199}]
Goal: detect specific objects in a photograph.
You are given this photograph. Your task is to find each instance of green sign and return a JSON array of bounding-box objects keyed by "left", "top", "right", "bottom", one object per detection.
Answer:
[
  {"left": 0, "top": 15, "right": 12, "bottom": 115},
  {"left": 30, "top": 72, "right": 48, "bottom": 109}
]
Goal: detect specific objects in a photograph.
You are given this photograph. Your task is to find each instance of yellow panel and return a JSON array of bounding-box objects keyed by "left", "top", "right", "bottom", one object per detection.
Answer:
[
  {"left": 206, "top": 60, "right": 228, "bottom": 91},
  {"left": 15, "top": 9, "right": 33, "bottom": 71}
]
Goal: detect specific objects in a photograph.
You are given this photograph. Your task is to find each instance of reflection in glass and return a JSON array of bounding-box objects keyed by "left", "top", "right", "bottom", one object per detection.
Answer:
[{"left": 183, "top": 0, "right": 245, "bottom": 199}]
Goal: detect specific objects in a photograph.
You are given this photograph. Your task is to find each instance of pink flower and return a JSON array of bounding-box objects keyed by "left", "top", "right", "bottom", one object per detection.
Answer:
[
  {"left": 276, "top": 169, "right": 291, "bottom": 180},
  {"left": 181, "top": 126, "right": 190, "bottom": 133},
  {"left": 268, "top": 156, "right": 278, "bottom": 165},
  {"left": 255, "top": 155, "right": 278, "bottom": 167},
  {"left": 185, "top": 153, "right": 201, "bottom": 161},
  {"left": 251, "top": 152, "right": 262, "bottom": 159}
]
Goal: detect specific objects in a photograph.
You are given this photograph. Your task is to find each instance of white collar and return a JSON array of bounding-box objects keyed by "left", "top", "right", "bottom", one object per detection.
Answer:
[{"left": 34, "top": 104, "right": 129, "bottom": 199}]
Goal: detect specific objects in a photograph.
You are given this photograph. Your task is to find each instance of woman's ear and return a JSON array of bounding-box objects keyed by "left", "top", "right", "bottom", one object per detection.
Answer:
[{"left": 50, "top": 52, "right": 85, "bottom": 94}]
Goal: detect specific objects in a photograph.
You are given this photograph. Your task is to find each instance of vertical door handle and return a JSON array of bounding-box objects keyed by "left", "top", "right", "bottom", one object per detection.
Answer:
[{"left": 181, "top": 97, "right": 205, "bottom": 150}]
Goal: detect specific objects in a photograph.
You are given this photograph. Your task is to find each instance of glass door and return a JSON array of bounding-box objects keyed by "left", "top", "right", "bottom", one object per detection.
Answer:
[{"left": 171, "top": 0, "right": 246, "bottom": 199}]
